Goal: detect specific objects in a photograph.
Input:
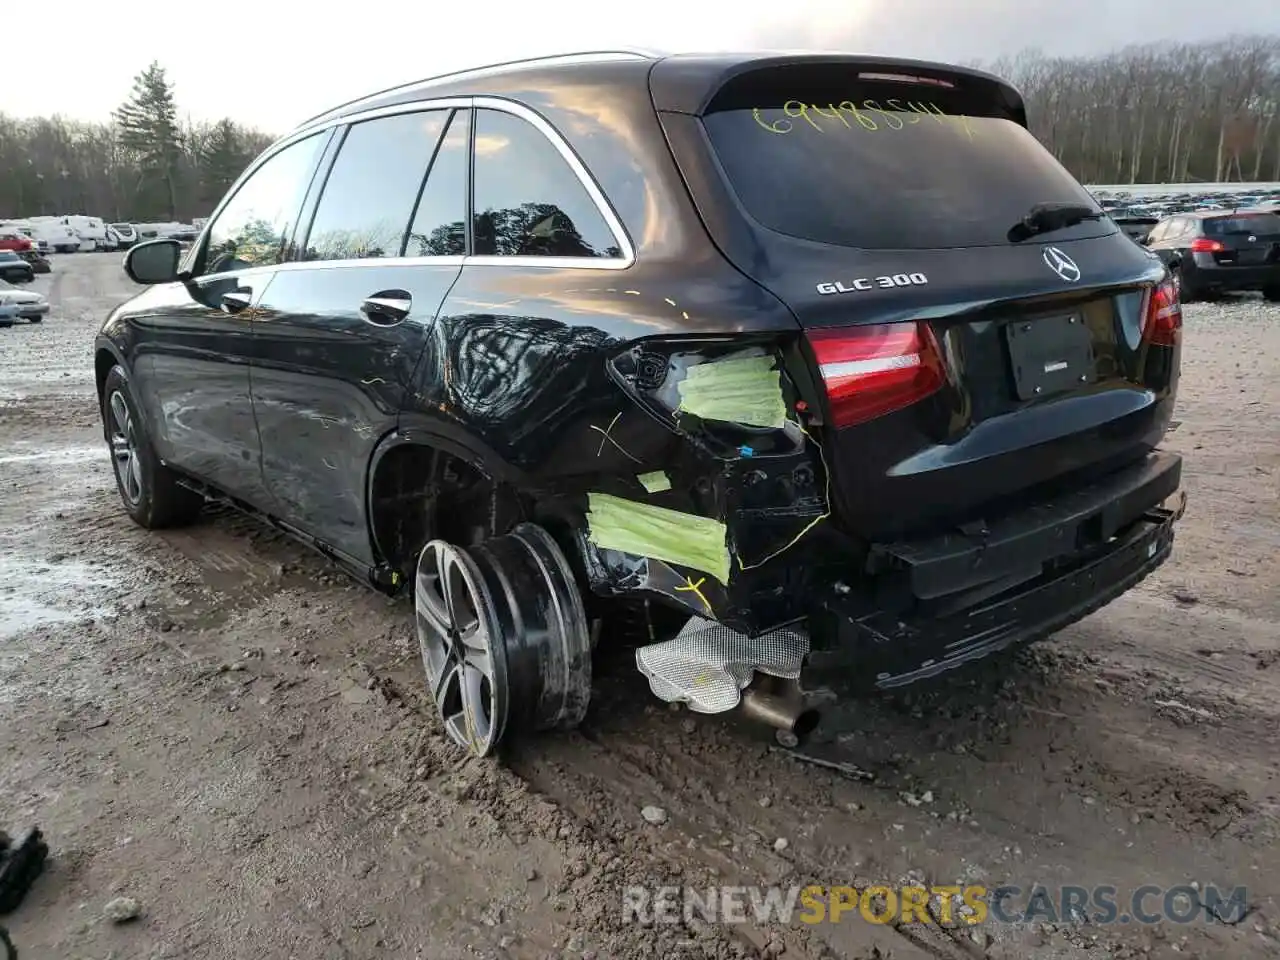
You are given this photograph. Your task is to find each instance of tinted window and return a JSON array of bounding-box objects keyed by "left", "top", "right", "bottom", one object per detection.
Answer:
[
  {"left": 405, "top": 109, "right": 469, "bottom": 257},
  {"left": 703, "top": 77, "right": 1108, "bottom": 250},
  {"left": 471, "top": 109, "right": 621, "bottom": 259},
  {"left": 203, "top": 133, "right": 324, "bottom": 274},
  {"left": 1204, "top": 213, "right": 1280, "bottom": 237},
  {"left": 304, "top": 111, "right": 449, "bottom": 261}
]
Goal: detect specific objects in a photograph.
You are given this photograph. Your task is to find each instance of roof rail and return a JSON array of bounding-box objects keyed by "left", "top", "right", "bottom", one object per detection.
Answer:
[{"left": 293, "top": 49, "right": 660, "bottom": 130}]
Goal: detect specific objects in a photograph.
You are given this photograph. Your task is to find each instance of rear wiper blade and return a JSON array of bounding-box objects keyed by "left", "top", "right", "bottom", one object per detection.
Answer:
[{"left": 1008, "top": 202, "right": 1104, "bottom": 242}]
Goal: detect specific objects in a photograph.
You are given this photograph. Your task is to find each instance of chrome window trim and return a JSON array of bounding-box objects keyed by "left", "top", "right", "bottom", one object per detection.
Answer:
[
  {"left": 276, "top": 256, "right": 467, "bottom": 274},
  {"left": 191, "top": 94, "right": 635, "bottom": 282}
]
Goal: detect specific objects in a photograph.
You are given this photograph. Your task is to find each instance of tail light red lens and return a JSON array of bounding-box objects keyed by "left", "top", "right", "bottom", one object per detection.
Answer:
[
  {"left": 1189, "top": 237, "right": 1224, "bottom": 253},
  {"left": 1142, "top": 278, "right": 1182, "bottom": 347},
  {"left": 806, "top": 322, "right": 946, "bottom": 428}
]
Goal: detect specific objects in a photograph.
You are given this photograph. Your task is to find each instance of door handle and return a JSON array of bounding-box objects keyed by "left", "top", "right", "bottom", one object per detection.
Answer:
[
  {"left": 360, "top": 289, "right": 412, "bottom": 326},
  {"left": 220, "top": 289, "right": 253, "bottom": 315}
]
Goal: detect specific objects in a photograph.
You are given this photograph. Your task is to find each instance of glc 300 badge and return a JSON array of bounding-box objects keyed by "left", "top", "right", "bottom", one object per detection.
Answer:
[{"left": 816, "top": 272, "right": 928, "bottom": 295}]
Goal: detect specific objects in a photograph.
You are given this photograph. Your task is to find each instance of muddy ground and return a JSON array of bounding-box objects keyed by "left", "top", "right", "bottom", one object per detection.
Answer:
[{"left": 1, "top": 252, "right": 1277, "bottom": 960}]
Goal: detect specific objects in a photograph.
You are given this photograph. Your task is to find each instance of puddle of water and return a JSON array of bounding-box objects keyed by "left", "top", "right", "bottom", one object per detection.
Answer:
[{"left": 0, "top": 555, "right": 117, "bottom": 640}]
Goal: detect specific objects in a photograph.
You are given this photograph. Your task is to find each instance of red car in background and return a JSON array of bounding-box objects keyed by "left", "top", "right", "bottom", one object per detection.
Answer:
[
  {"left": 0, "top": 230, "right": 52, "bottom": 274},
  {"left": 0, "top": 231, "right": 32, "bottom": 254}
]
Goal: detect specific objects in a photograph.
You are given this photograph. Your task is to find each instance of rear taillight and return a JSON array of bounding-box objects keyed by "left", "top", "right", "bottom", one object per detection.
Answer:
[
  {"left": 1142, "top": 278, "right": 1182, "bottom": 347},
  {"left": 806, "top": 322, "right": 946, "bottom": 428},
  {"left": 1189, "top": 237, "right": 1224, "bottom": 253}
]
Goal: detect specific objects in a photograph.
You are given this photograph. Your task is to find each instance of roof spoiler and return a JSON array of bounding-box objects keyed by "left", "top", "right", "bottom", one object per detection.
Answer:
[{"left": 650, "top": 53, "right": 1027, "bottom": 128}]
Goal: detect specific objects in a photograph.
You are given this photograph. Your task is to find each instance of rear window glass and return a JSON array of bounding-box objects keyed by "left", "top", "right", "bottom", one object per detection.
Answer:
[
  {"left": 702, "top": 72, "right": 1106, "bottom": 250},
  {"left": 1204, "top": 214, "right": 1280, "bottom": 236}
]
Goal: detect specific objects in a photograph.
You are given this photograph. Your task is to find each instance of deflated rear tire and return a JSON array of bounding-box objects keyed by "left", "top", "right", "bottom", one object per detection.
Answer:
[
  {"left": 102, "top": 365, "right": 203, "bottom": 529},
  {"left": 415, "top": 523, "right": 591, "bottom": 758}
]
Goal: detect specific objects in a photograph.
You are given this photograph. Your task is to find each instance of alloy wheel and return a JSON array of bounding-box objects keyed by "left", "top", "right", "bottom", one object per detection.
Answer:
[
  {"left": 108, "top": 390, "right": 143, "bottom": 506},
  {"left": 415, "top": 540, "right": 509, "bottom": 757}
]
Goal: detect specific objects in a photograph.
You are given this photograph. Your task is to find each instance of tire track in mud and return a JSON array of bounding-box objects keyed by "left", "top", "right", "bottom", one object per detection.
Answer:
[{"left": 507, "top": 636, "right": 1280, "bottom": 959}]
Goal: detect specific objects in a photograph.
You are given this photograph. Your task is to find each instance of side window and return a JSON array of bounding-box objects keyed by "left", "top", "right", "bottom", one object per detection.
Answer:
[
  {"left": 303, "top": 111, "right": 450, "bottom": 262},
  {"left": 202, "top": 133, "right": 324, "bottom": 275},
  {"left": 471, "top": 108, "right": 621, "bottom": 259},
  {"left": 405, "top": 109, "right": 470, "bottom": 257}
]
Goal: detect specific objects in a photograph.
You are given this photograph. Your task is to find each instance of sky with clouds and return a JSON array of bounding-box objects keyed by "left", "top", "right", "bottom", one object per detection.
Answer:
[{"left": 10, "top": 0, "right": 1279, "bottom": 132}]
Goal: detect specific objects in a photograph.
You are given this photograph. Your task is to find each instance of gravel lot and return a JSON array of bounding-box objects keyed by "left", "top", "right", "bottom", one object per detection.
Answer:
[{"left": 1, "top": 252, "right": 1278, "bottom": 960}]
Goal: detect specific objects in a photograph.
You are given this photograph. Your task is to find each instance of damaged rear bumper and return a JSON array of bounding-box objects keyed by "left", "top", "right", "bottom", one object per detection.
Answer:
[{"left": 804, "top": 453, "right": 1185, "bottom": 693}]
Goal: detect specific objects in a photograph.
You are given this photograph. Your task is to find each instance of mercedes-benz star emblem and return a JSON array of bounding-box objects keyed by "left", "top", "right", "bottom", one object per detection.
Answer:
[{"left": 1043, "top": 246, "right": 1081, "bottom": 283}]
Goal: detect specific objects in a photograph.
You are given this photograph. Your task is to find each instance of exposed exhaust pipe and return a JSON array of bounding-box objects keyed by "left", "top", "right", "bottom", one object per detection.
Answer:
[{"left": 740, "top": 684, "right": 820, "bottom": 737}]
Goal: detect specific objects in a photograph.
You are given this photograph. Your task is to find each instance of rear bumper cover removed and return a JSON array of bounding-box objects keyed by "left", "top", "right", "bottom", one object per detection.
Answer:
[{"left": 803, "top": 452, "right": 1184, "bottom": 693}]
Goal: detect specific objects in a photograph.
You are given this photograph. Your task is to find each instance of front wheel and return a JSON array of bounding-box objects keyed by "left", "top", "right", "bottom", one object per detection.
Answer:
[
  {"left": 101, "top": 365, "right": 204, "bottom": 529},
  {"left": 1263, "top": 285, "right": 1280, "bottom": 303}
]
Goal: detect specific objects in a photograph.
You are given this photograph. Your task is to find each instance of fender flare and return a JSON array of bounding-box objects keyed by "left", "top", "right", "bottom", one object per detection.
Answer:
[
  {"left": 370, "top": 412, "right": 532, "bottom": 487},
  {"left": 93, "top": 335, "right": 131, "bottom": 383},
  {"left": 93, "top": 337, "right": 134, "bottom": 438}
]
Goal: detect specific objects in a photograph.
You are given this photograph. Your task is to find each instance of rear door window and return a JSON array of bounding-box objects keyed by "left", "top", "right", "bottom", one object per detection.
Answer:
[
  {"left": 405, "top": 109, "right": 470, "bottom": 257},
  {"left": 303, "top": 110, "right": 450, "bottom": 261},
  {"left": 701, "top": 69, "right": 1109, "bottom": 250}
]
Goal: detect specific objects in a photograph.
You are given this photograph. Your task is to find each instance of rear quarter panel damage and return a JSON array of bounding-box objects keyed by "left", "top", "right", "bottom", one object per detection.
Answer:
[{"left": 397, "top": 258, "right": 833, "bottom": 636}]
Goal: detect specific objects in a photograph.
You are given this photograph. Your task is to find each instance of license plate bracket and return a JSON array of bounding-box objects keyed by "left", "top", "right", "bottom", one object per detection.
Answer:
[{"left": 1004, "top": 313, "right": 1094, "bottom": 401}]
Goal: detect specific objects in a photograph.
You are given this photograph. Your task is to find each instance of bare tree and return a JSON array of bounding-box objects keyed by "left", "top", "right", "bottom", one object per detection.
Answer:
[{"left": 981, "top": 35, "right": 1280, "bottom": 184}]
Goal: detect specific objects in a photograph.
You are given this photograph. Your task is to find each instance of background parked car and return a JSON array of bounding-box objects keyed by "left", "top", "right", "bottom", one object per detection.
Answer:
[
  {"left": 109, "top": 223, "right": 138, "bottom": 248},
  {"left": 1143, "top": 209, "right": 1280, "bottom": 301},
  {"left": 22, "top": 251, "right": 52, "bottom": 274},
  {"left": 25, "top": 217, "right": 81, "bottom": 253},
  {"left": 1112, "top": 215, "right": 1159, "bottom": 245},
  {"left": 0, "top": 279, "right": 49, "bottom": 322},
  {"left": 60, "top": 215, "right": 110, "bottom": 251},
  {"left": 0, "top": 229, "right": 34, "bottom": 255},
  {"left": 0, "top": 250, "right": 35, "bottom": 283}
]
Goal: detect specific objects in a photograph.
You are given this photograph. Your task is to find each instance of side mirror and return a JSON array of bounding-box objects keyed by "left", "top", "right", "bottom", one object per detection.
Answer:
[
  {"left": 124, "top": 238, "right": 182, "bottom": 285},
  {"left": 1167, "top": 255, "right": 1182, "bottom": 271},
  {"left": 1138, "top": 236, "right": 1150, "bottom": 246}
]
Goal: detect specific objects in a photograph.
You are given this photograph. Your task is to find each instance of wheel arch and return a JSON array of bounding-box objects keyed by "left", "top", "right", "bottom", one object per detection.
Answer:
[
  {"left": 366, "top": 413, "right": 536, "bottom": 577},
  {"left": 94, "top": 339, "right": 132, "bottom": 435},
  {"left": 94, "top": 338, "right": 130, "bottom": 396}
]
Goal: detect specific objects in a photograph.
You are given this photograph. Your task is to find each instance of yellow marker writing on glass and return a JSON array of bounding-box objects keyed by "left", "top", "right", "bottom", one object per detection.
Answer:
[{"left": 752, "top": 100, "right": 976, "bottom": 140}]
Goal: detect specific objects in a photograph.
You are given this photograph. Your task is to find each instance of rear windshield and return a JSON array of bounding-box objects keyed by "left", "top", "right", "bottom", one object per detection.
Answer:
[
  {"left": 1204, "top": 214, "right": 1280, "bottom": 236},
  {"left": 702, "top": 71, "right": 1106, "bottom": 250}
]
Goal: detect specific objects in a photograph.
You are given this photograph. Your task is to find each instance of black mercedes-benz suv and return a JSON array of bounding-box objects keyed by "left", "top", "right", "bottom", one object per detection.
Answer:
[{"left": 96, "top": 50, "right": 1185, "bottom": 756}]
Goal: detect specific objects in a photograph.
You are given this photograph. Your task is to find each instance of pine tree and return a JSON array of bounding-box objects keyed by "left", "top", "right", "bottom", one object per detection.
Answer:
[{"left": 113, "top": 62, "right": 182, "bottom": 219}]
